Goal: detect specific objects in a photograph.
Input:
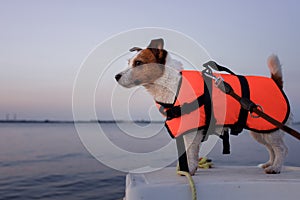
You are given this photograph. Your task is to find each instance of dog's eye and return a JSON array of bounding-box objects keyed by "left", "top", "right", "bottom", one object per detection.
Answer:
[{"left": 134, "top": 60, "right": 143, "bottom": 66}]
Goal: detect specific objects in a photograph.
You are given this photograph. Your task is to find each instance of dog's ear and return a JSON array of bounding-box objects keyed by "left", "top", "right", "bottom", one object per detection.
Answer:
[
  {"left": 129, "top": 47, "right": 143, "bottom": 52},
  {"left": 147, "top": 38, "right": 164, "bottom": 49}
]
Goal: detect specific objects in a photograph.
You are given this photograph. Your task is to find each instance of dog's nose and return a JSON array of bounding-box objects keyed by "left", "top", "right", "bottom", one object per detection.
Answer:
[{"left": 115, "top": 73, "right": 122, "bottom": 81}]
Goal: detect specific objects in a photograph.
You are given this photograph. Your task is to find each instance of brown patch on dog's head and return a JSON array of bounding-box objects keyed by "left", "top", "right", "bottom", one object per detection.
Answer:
[
  {"left": 115, "top": 38, "right": 168, "bottom": 88},
  {"left": 147, "top": 39, "right": 167, "bottom": 65}
]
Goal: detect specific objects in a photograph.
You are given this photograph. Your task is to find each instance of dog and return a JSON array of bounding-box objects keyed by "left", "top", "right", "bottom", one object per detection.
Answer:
[{"left": 115, "top": 38, "right": 289, "bottom": 175}]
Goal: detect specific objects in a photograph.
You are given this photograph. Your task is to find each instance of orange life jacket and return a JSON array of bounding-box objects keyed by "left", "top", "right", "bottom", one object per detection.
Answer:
[{"left": 157, "top": 70, "right": 290, "bottom": 138}]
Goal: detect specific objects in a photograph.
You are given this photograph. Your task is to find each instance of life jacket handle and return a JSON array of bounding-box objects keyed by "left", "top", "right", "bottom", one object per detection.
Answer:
[{"left": 203, "top": 60, "right": 236, "bottom": 75}]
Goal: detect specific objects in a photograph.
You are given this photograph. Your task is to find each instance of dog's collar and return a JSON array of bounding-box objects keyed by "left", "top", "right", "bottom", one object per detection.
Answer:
[{"left": 155, "top": 101, "right": 174, "bottom": 108}]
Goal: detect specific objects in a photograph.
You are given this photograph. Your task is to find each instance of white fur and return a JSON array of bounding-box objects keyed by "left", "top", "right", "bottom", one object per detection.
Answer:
[
  {"left": 145, "top": 54, "right": 182, "bottom": 104},
  {"left": 145, "top": 66, "right": 181, "bottom": 104},
  {"left": 183, "top": 131, "right": 204, "bottom": 175},
  {"left": 165, "top": 54, "right": 184, "bottom": 71},
  {"left": 117, "top": 67, "right": 135, "bottom": 88},
  {"left": 268, "top": 54, "right": 282, "bottom": 77},
  {"left": 250, "top": 129, "right": 288, "bottom": 173},
  {"left": 250, "top": 112, "right": 293, "bottom": 173}
]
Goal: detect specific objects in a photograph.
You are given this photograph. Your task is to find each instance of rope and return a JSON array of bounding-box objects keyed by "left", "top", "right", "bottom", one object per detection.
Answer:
[
  {"left": 176, "top": 157, "right": 213, "bottom": 200},
  {"left": 198, "top": 157, "right": 213, "bottom": 169},
  {"left": 177, "top": 170, "right": 197, "bottom": 200}
]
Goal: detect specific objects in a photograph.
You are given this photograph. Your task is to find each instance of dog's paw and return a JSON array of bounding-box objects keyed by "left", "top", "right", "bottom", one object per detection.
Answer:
[
  {"left": 188, "top": 166, "right": 197, "bottom": 176},
  {"left": 258, "top": 162, "right": 272, "bottom": 169},
  {"left": 264, "top": 166, "right": 281, "bottom": 174},
  {"left": 177, "top": 163, "right": 197, "bottom": 176}
]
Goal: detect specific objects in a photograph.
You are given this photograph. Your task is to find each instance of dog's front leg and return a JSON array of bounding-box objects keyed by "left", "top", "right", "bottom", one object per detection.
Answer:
[{"left": 183, "top": 131, "right": 204, "bottom": 175}]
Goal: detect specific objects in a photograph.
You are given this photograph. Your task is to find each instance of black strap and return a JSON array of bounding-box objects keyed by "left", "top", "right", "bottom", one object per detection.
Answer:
[
  {"left": 156, "top": 101, "right": 173, "bottom": 116},
  {"left": 202, "top": 61, "right": 250, "bottom": 135},
  {"left": 220, "top": 129, "right": 230, "bottom": 154},
  {"left": 156, "top": 95, "right": 206, "bottom": 120},
  {"left": 176, "top": 135, "right": 189, "bottom": 172},
  {"left": 230, "top": 75, "right": 250, "bottom": 135},
  {"left": 202, "top": 74, "right": 216, "bottom": 141},
  {"left": 156, "top": 101, "right": 173, "bottom": 109}
]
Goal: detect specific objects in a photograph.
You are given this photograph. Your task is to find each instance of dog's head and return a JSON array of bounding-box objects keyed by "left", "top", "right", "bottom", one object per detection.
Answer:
[{"left": 115, "top": 39, "right": 169, "bottom": 88}]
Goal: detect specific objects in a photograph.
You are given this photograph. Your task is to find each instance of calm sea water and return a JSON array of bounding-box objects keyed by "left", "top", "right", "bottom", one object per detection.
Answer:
[{"left": 0, "top": 122, "right": 299, "bottom": 200}]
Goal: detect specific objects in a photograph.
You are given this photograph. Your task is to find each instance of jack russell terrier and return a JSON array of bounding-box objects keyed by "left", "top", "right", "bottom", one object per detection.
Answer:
[{"left": 115, "top": 38, "right": 289, "bottom": 175}]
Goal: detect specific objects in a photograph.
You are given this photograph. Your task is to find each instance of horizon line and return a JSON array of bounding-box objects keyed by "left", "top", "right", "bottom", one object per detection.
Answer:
[{"left": 0, "top": 119, "right": 164, "bottom": 124}]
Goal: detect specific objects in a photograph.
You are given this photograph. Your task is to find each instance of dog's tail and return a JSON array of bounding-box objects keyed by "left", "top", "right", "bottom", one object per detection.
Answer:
[{"left": 267, "top": 54, "right": 283, "bottom": 89}]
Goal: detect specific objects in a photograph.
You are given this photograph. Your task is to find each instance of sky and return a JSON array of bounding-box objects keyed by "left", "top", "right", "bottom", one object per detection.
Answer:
[{"left": 1, "top": 0, "right": 300, "bottom": 121}]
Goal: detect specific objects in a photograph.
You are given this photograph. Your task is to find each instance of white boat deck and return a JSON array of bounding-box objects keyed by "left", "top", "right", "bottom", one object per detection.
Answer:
[{"left": 124, "top": 166, "right": 300, "bottom": 200}]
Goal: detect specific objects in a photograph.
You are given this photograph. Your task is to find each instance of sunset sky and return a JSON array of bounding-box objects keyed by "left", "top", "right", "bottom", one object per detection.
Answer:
[{"left": 1, "top": 0, "right": 300, "bottom": 121}]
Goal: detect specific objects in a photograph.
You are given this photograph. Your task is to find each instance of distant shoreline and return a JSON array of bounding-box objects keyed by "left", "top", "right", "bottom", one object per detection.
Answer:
[
  {"left": 1, "top": 120, "right": 299, "bottom": 125},
  {"left": 0, "top": 120, "right": 163, "bottom": 124}
]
